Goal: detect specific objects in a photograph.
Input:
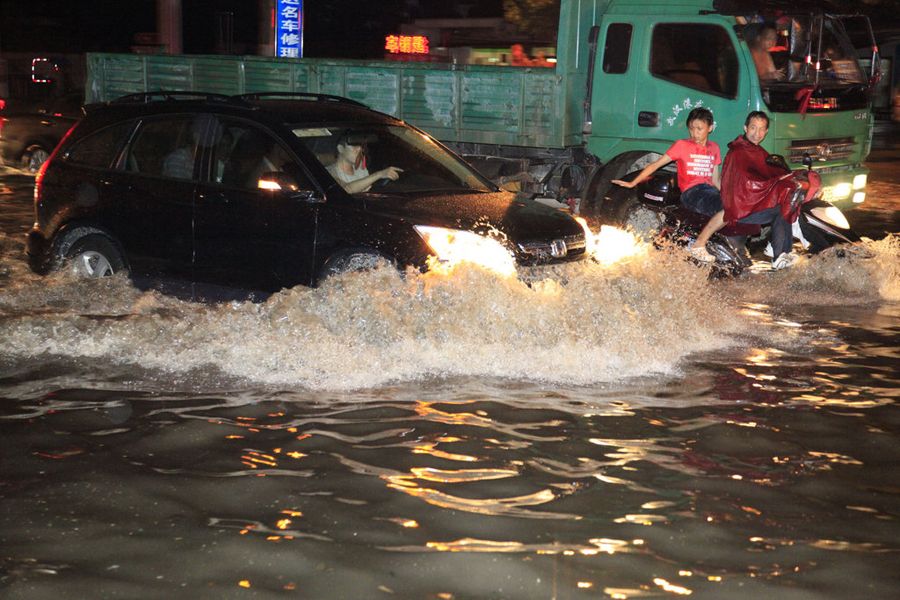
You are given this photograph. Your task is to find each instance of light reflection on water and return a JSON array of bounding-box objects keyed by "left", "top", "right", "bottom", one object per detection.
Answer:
[{"left": 1, "top": 235, "right": 899, "bottom": 598}]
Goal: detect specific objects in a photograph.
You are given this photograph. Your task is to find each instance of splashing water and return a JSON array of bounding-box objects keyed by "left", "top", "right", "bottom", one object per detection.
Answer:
[{"left": 0, "top": 231, "right": 897, "bottom": 390}]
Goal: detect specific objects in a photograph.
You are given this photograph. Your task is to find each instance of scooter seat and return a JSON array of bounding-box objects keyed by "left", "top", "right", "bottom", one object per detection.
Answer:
[
  {"left": 720, "top": 222, "right": 761, "bottom": 236},
  {"left": 675, "top": 207, "right": 761, "bottom": 236}
]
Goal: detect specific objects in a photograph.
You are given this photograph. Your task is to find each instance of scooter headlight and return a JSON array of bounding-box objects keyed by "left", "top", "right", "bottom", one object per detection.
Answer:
[{"left": 809, "top": 205, "right": 850, "bottom": 230}]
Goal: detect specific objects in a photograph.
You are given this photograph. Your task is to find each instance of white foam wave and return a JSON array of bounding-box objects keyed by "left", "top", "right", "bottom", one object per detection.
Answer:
[{"left": 1, "top": 234, "right": 896, "bottom": 390}]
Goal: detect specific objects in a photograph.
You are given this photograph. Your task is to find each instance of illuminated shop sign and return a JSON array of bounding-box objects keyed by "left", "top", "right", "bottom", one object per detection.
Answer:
[
  {"left": 32, "top": 58, "right": 54, "bottom": 84},
  {"left": 385, "top": 35, "right": 430, "bottom": 55},
  {"left": 276, "top": 0, "right": 303, "bottom": 58}
]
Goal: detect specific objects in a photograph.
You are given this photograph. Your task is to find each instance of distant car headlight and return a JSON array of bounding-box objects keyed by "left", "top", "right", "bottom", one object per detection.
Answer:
[{"left": 414, "top": 225, "right": 516, "bottom": 276}]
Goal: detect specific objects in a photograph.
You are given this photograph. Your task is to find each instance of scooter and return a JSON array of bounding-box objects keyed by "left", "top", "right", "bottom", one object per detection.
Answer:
[{"left": 597, "top": 155, "right": 860, "bottom": 275}]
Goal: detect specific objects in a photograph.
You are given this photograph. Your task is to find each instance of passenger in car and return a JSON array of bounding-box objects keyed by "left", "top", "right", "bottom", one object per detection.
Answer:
[
  {"left": 327, "top": 131, "right": 402, "bottom": 194},
  {"left": 162, "top": 116, "right": 212, "bottom": 180}
]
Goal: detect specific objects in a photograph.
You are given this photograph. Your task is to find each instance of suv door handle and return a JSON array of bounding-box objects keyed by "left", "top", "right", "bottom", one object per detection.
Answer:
[{"left": 638, "top": 111, "right": 660, "bottom": 127}]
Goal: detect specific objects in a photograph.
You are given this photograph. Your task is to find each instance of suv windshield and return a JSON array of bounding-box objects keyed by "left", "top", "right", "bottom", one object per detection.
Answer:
[
  {"left": 745, "top": 16, "right": 865, "bottom": 88},
  {"left": 292, "top": 123, "right": 493, "bottom": 195}
]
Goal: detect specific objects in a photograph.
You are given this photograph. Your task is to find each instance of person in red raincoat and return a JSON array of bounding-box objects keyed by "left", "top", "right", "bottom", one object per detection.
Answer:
[{"left": 699, "top": 111, "right": 817, "bottom": 270}]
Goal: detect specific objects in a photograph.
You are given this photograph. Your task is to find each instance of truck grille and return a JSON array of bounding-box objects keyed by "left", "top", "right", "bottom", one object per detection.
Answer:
[{"left": 789, "top": 137, "right": 855, "bottom": 164}]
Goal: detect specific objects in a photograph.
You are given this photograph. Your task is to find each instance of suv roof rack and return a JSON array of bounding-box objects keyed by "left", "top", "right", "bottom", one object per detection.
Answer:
[
  {"left": 233, "top": 92, "right": 368, "bottom": 108},
  {"left": 112, "top": 91, "right": 251, "bottom": 106}
]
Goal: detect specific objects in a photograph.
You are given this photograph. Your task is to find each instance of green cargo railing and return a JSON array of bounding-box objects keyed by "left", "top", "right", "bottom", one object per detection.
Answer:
[{"left": 86, "top": 53, "right": 576, "bottom": 149}]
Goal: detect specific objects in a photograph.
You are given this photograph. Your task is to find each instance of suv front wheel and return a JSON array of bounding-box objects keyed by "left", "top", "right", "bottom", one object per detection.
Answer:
[{"left": 65, "top": 234, "right": 126, "bottom": 278}]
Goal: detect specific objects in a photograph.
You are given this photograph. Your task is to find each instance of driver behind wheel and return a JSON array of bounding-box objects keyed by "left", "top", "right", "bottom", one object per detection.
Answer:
[{"left": 327, "top": 130, "right": 402, "bottom": 194}]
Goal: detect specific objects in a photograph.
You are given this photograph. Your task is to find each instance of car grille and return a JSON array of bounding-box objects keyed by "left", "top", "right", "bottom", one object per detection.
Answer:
[
  {"left": 517, "top": 234, "right": 586, "bottom": 262},
  {"left": 789, "top": 137, "right": 855, "bottom": 164}
]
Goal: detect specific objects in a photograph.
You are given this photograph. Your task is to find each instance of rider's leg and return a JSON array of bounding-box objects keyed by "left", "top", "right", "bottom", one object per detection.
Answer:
[
  {"left": 680, "top": 184, "right": 722, "bottom": 216},
  {"left": 738, "top": 207, "right": 794, "bottom": 262},
  {"left": 694, "top": 210, "right": 725, "bottom": 249}
]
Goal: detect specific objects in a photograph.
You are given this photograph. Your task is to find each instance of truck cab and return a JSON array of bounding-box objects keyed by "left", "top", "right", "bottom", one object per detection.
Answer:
[{"left": 583, "top": 0, "right": 874, "bottom": 210}]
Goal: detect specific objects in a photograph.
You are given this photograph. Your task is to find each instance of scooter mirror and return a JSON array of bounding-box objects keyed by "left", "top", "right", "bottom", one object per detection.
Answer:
[{"left": 802, "top": 153, "right": 814, "bottom": 170}]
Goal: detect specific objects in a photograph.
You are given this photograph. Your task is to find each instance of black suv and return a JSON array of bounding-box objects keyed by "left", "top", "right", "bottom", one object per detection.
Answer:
[{"left": 27, "top": 92, "right": 586, "bottom": 292}]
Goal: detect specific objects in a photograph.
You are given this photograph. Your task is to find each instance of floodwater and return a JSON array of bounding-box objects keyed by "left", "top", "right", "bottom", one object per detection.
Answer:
[{"left": 1, "top": 162, "right": 898, "bottom": 599}]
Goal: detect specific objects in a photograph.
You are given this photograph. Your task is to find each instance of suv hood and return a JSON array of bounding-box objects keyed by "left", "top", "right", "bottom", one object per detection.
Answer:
[{"left": 363, "top": 190, "right": 584, "bottom": 243}]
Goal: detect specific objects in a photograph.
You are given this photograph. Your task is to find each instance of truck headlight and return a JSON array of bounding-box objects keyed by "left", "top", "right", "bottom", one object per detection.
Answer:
[
  {"left": 414, "top": 225, "right": 516, "bottom": 276},
  {"left": 852, "top": 174, "right": 867, "bottom": 190},
  {"left": 830, "top": 182, "right": 852, "bottom": 199}
]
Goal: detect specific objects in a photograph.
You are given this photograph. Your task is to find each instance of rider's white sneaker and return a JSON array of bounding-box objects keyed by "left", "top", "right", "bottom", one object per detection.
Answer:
[
  {"left": 772, "top": 252, "right": 798, "bottom": 270},
  {"left": 688, "top": 245, "right": 716, "bottom": 263}
]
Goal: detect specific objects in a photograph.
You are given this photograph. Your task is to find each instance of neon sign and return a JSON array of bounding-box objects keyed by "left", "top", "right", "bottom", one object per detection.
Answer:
[
  {"left": 385, "top": 35, "right": 430, "bottom": 55},
  {"left": 275, "top": 0, "right": 303, "bottom": 58},
  {"left": 32, "top": 58, "right": 54, "bottom": 84}
]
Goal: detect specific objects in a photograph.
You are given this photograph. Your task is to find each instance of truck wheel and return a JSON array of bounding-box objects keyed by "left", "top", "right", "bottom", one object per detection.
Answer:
[
  {"left": 65, "top": 235, "right": 126, "bottom": 278},
  {"left": 22, "top": 145, "right": 51, "bottom": 173},
  {"left": 616, "top": 195, "right": 663, "bottom": 239},
  {"left": 580, "top": 152, "right": 657, "bottom": 221}
]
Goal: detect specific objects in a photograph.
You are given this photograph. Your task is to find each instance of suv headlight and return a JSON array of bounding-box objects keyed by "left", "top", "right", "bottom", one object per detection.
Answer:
[{"left": 414, "top": 225, "right": 516, "bottom": 276}]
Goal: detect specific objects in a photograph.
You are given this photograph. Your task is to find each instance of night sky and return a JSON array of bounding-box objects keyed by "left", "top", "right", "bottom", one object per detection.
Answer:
[{"left": 0, "top": 0, "right": 504, "bottom": 58}]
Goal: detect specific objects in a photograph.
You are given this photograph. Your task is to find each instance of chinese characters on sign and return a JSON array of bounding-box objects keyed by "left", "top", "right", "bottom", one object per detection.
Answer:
[
  {"left": 384, "top": 35, "right": 430, "bottom": 55},
  {"left": 276, "top": 0, "right": 303, "bottom": 58}
]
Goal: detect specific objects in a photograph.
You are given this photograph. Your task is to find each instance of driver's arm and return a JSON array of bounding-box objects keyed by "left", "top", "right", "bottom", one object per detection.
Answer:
[{"left": 342, "top": 166, "right": 403, "bottom": 194}]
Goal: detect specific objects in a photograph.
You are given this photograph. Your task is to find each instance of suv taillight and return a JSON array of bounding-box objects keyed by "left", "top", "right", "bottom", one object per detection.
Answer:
[{"left": 34, "top": 158, "right": 49, "bottom": 204}]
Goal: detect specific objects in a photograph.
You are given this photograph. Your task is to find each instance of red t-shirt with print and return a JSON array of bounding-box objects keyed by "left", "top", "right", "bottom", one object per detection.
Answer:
[{"left": 665, "top": 138, "right": 721, "bottom": 191}]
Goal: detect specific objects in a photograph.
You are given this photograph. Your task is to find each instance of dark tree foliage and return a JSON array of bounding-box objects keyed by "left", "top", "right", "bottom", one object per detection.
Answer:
[{"left": 502, "top": 0, "right": 561, "bottom": 41}]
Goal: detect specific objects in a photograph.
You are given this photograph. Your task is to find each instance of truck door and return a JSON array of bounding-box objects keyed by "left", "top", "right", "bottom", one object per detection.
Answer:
[
  {"left": 590, "top": 21, "right": 639, "bottom": 152},
  {"left": 632, "top": 19, "right": 747, "bottom": 154}
]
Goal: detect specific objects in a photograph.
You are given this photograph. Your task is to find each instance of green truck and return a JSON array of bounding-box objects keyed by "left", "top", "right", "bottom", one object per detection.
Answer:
[{"left": 85, "top": 0, "right": 878, "bottom": 219}]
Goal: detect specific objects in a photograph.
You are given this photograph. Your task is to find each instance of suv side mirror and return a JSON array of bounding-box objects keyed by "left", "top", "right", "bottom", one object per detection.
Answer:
[{"left": 257, "top": 172, "right": 325, "bottom": 203}]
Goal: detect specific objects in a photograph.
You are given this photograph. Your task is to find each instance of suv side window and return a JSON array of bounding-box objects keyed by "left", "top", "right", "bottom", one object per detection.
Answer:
[
  {"left": 125, "top": 116, "right": 204, "bottom": 180},
  {"left": 65, "top": 121, "right": 133, "bottom": 169},
  {"left": 212, "top": 120, "right": 302, "bottom": 190},
  {"left": 650, "top": 24, "right": 739, "bottom": 97}
]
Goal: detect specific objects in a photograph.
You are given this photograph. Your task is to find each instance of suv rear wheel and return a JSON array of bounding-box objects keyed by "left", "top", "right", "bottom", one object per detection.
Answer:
[{"left": 65, "top": 235, "right": 126, "bottom": 278}]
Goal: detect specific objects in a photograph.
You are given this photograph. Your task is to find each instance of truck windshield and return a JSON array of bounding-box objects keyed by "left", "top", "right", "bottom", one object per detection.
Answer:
[
  {"left": 292, "top": 124, "right": 493, "bottom": 195},
  {"left": 745, "top": 15, "right": 865, "bottom": 88}
]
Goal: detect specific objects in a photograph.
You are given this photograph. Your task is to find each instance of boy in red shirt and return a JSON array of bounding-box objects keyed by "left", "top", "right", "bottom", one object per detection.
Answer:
[{"left": 613, "top": 107, "right": 721, "bottom": 262}]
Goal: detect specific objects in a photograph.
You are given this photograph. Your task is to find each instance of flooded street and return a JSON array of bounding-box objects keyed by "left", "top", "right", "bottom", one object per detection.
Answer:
[{"left": 1, "top": 145, "right": 898, "bottom": 598}]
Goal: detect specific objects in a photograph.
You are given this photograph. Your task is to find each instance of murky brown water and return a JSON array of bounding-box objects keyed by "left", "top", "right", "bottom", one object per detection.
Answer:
[{"left": 1, "top": 164, "right": 899, "bottom": 599}]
